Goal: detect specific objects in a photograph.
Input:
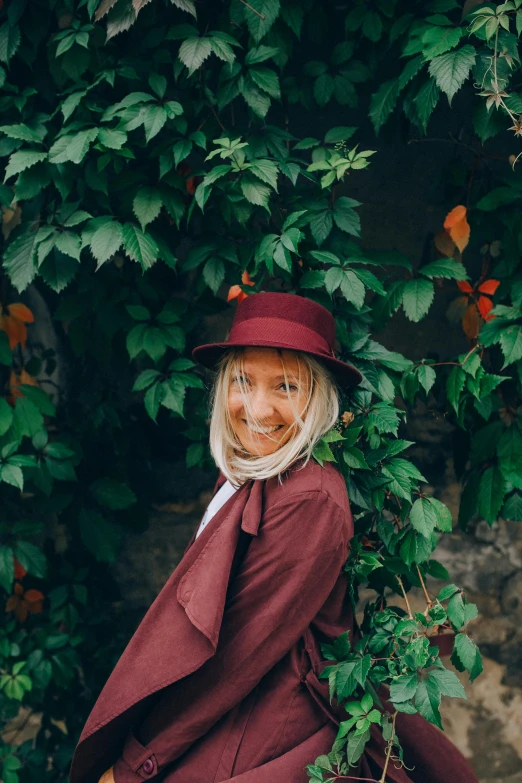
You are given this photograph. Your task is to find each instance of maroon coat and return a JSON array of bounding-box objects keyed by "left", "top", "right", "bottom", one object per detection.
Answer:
[{"left": 70, "top": 459, "right": 478, "bottom": 783}]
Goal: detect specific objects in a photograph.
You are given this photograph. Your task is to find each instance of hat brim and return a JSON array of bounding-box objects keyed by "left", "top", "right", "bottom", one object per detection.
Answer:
[{"left": 192, "top": 341, "right": 362, "bottom": 389}]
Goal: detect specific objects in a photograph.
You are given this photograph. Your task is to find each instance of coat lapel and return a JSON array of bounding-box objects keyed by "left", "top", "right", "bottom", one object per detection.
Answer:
[{"left": 70, "top": 474, "right": 264, "bottom": 783}]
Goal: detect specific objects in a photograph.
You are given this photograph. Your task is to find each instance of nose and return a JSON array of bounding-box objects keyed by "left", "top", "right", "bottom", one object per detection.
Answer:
[{"left": 248, "top": 389, "right": 275, "bottom": 422}]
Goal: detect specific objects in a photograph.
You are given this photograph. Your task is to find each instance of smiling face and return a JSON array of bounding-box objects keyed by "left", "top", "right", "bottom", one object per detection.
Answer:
[{"left": 227, "top": 347, "right": 311, "bottom": 457}]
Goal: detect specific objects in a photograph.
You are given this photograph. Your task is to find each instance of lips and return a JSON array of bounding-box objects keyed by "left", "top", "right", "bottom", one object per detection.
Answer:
[{"left": 242, "top": 421, "right": 284, "bottom": 436}]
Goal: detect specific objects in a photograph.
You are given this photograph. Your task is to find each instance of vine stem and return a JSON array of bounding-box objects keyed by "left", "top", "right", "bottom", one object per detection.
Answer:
[
  {"left": 379, "top": 712, "right": 398, "bottom": 783},
  {"left": 416, "top": 565, "right": 433, "bottom": 609},
  {"left": 396, "top": 576, "right": 413, "bottom": 619},
  {"left": 238, "top": 0, "right": 266, "bottom": 18}
]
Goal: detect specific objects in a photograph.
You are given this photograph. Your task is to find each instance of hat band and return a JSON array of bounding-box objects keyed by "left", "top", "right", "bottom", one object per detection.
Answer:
[{"left": 228, "top": 317, "right": 334, "bottom": 357}]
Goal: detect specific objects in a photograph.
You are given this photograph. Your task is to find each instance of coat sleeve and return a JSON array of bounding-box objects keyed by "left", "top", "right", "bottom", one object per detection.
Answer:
[{"left": 112, "top": 489, "right": 350, "bottom": 782}]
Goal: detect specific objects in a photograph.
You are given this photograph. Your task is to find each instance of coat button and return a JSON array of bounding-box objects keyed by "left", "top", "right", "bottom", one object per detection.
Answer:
[{"left": 142, "top": 758, "right": 154, "bottom": 775}]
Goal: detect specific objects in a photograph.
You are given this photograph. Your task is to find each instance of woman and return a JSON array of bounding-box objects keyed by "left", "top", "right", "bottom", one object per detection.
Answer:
[{"left": 70, "top": 292, "right": 478, "bottom": 783}]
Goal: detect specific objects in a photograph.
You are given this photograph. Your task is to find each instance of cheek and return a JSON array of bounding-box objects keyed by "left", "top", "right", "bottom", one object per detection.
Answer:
[{"left": 227, "top": 390, "right": 243, "bottom": 419}]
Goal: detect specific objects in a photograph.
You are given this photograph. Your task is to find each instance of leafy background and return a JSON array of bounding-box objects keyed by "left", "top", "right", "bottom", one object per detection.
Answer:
[{"left": 1, "top": 0, "right": 522, "bottom": 780}]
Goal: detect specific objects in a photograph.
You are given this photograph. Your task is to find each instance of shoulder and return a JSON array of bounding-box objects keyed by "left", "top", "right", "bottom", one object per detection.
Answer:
[{"left": 264, "top": 458, "right": 350, "bottom": 515}]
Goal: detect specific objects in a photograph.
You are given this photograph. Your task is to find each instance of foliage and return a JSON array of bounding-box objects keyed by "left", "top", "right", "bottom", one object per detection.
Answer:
[{"left": 0, "top": 0, "right": 522, "bottom": 780}]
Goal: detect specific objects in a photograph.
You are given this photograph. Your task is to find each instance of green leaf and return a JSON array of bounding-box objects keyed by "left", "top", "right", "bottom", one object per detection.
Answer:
[
  {"left": 340, "top": 270, "right": 366, "bottom": 309},
  {"left": 143, "top": 106, "right": 167, "bottom": 143},
  {"left": 178, "top": 36, "right": 212, "bottom": 74},
  {"left": 417, "top": 364, "right": 436, "bottom": 394},
  {"left": 430, "top": 497, "right": 453, "bottom": 532},
  {"left": 428, "top": 668, "right": 466, "bottom": 700},
  {"left": 420, "top": 259, "right": 468, "bottom": 280},
  {"left": 203, "top": 257, "right": 225, "bottom": 293},
  {"left": 369, "top": 79, "right": 400, "bottom": 133},
  {"left": 500, "top": 326, "right": 522, "bottom": 368},
  {"left": 243, "top": 0, "right": 281, "bottom": 43},
  {"left": 0, "top": 23, "right": 21, "bottom": 63},
  {"left": 477, "top": 465, "right": 505, "bottom": 524},
  {"left": 452, "top": 633, "right": 482, "bottom": 680},
  {"left": 133, "top": 187, "right": 163, "bottom": 230},
  {"left": 414, "top": 678, "right": 442, "bottom": 729},
  {"left": 446, "top": 366, "right": 466, "bottom": 413},
  {"left": 414, "top": 78, "right": 441, "bottom": 132},
  {"left": 390, "top": 673, "right": 418, "bottom": 703},
  {"left": 90, "top": 221, "right": 123, "bottom": 267},
  {"left": 410, "top": 498, "right": 438, "bottom": 538},
  {"left": 249, "top": 66, "right": 280, "bottom": 98},
  {"left": 3, "top": 232, "right": 38, "bottom": 293},
  {"left": 402, "top": 279, "right": 434, "bottom": 322},
  {"left": 13, "top": 541, "right": 47, "bottom": 578},
  {"left": 78, "top": 509, "right": 121, "bottom": 562},
  {"left": 122, "top": 223, "right": 159, "bottom": 270},
  {"left": 0, "top": 545, "right": 14, "bottom": 592},
  {"left": 4, "top": 150, "right": 48, "bottom": 182},
  {"left": 240, "top": 173, "right": 271, "bottom": 209},
  {"left": 89, "top": 478, "right": 137, "bottom": 510},
  {"left": 428, "top": 45, "right": 476, "bottom": 104},
  {"left": 333, "top": 197, "right": 361, "bottom": 236}
]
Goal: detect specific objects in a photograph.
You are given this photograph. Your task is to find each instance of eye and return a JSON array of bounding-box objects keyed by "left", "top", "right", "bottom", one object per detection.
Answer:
[
  {"left": 280, "top": 382, "right": 298, "bottom": 392},
  {"left": 233, "top": 375, "right": 249, "bottom": 385}
]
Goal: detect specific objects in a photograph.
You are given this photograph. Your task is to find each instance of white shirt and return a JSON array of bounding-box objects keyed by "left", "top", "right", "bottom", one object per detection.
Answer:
[{"left": 195, "top": 479, "right": 238, "bottom": 539}]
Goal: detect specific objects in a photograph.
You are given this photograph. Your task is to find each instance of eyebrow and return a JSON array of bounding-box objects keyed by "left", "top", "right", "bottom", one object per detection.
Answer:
[{"left": 235, "top": 371, "right": 298, "bottom": 382}]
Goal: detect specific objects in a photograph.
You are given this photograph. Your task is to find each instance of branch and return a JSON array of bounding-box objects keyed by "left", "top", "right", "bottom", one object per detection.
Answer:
[
  {"left": 379, "top": 712, "right": 398, "bottom": 783},
  {"left": 239, "top": 0, "right": 265, "bottom": 18},
  {"left": 396, "top": 576, "right": 413, "bottom": 619}
]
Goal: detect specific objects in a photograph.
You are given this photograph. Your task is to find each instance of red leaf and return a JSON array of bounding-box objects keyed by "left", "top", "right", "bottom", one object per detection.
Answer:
[
  {"left": 457, "top": 281, "right": 473, "bottom": 294},
  {"left": 478, "top": 296, "right": 494, "bottom": 320},
  {"left": 478, "top": 279, "right": 500, "bottom": 295}
]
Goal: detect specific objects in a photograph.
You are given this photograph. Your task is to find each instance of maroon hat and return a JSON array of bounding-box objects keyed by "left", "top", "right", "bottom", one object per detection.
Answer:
[{"left": 192, "top": 292, "right": 362, "bottom": 388}]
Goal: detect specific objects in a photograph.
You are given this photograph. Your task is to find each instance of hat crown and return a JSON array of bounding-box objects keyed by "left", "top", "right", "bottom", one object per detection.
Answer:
[{"left": 233, "top": 293, "right": 335, "bottom": 350}]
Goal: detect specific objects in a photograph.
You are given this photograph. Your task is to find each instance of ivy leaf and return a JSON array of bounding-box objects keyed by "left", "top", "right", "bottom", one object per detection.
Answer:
[
  {"left": 417, "top": 364, "right": 436, "bottom": 394},
  {"left": 203, "top": 257, "right": 225, "bottom": 293},
  {"left": 452, "top": 633, "right": 483, "bottom": 681},
  {"left": 89, "top": 478, "right": 137, "bottom": 510},
  {"left": 333, "top": 197, "right": 361, "bottom": 236},
  {"left": 429, "top": 497, "right": 453, "bottom": 532},
  {"left": 500, "top": 325, "right": 522, "bottom": 368},
  {"left": 0, "top": 545, "right": 14, "bottom": 592},
  {"left": 240, "top": 173, "right": 271, "bottom": 209},
  {"left": 3, "top": 232, "right": 38, "bottom": 293},
  {"left": 133, "top": 187, "right": 163, "bottom": 229},
  {"left": 410, "top": 498, "right": 438, "bottom": 538},
  {"left": 390, "top": 673, "right": 418, "bottom": 703},
  {"left": 414, "top": 678, "right": 442, "bottom": 729},
  {"left": 79, "top": 509, "right": 121, "bottom": 562},
  {"left": 243, "top": 0, "right": 281, "bottom": 43},
  {"left": 446, "top": 366, "right": 465, "bottom": 413},
  {"left": 369, "top": 79, "right": 400, "bottom": 133},
  {"left": 0, "top": 23, "right": 21, "bottom": 63},
  {"left": 414, "top": 79, "right": 441, "bottom": 133},
  {"left": 402, "top": 279, "right": 434, "bottom": 322},
  {"left": 122, "top": 223, "right": 159, "bottom": 269},
  {"left": 143, "top": 106, "right": 167, "bottom": 143},
  {"left": 13, "top": 541, "right": 47, "bottom": 578},
  {"left": 420, "top": 259, "right": 468, "bottom": 280},
  {"left": 178, "top": 36, "right": 212, "bottom": 74},
  {"left": 428, "top": 45, "right": 476, "bottom": 105},
  {"left": 477, "top": 465, "right": 505, "bottom": 524},
  {"left": 90, "top": 221, "right": 123, "bottom": 267},
  {"left": 428, "top": 668, "right": 466, "bottom": 700},
  {"left": 4, "top": 150, "right": 48, "bottom": 182}
]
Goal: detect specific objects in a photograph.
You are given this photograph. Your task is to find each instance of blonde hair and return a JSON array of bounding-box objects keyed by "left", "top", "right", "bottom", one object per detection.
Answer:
[{"left": 208, "top": 347, "right": 340, "bottom": 487}]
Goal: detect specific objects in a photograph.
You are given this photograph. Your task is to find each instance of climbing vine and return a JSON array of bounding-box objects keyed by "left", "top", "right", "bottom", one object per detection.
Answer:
[{"left": 0, "top": 0, "right": 521, "bottom": 780}]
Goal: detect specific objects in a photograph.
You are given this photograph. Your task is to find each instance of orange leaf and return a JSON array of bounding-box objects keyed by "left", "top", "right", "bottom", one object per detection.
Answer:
[
  {"left": 7, "top": 303, "right": 34, "bottom": 323},
  {"left": 227, "top": 284, "right": 242, "bottom": 302},
  {"left": 478, "top": 279, "right": 500, "bottom": 295},
  {"left": 444, "top": 205, "right": 470, "bottom": 253},
  {"left": 0, "top": 314, "right": 27, "bottom": 349},
  {"left": 434, "top": 229, "right": 456, "bottom": 258},
  {"left": 478, "top": 296, "right": 494, "bottom": 320},
  {"left": 462, "top": 303, "right": 480, "bottom": 339},
  {"left": 457, "top": 281, "right": 473, "bottom": 294},
  {"left": 24, "top": 589, "right": 45, "bottom": 603},
  {"left": 8, "top": 368, "right": 38, "bottom": 403},
  {"left": 444, "top": 205, "right": 467, "bottom": 228},
  {"left": 5, "top": 596, "right": 18, "bottom": 613},
  {"left": 241, "top": 270, "right": 254, "bottom": 287}
]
